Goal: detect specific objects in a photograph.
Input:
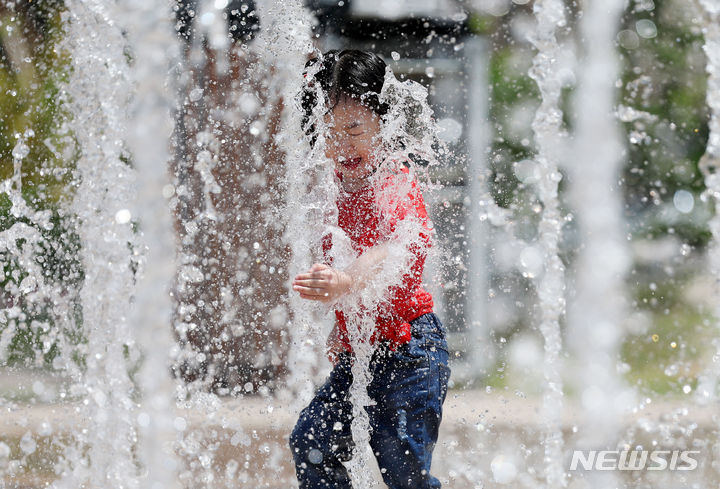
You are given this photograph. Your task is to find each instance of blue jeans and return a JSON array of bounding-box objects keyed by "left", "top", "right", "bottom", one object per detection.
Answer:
[{"left": 289, "top": 312, "right": 451, "bottom": 489}]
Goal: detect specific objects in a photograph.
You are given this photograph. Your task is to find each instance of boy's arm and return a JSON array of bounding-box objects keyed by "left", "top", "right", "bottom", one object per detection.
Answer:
[
  {"left": 292, "top": 220, "right": 430, "bottom": 302},
  {"left": 292, "top": 242, "right": 392, "bottom": 302},
  {"left": 325, "top": 320, "right": 342, "bottom": 364},
  {"left": 293, "top": 172, "right": 432, "bottom": 302}
]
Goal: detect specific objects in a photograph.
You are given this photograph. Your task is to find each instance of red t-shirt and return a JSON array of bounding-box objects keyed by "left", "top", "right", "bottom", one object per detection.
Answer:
[{"left": 321, "top": 164, "right": 435, "bottom": 353}]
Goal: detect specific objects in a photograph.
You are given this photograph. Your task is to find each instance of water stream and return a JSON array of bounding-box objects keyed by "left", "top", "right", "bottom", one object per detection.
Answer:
[
  {"left": 696, "top": 0, "right": 720, "bottom": 406},
  {"left": 527, "top": 0, "right": 569, "bottom": 487},
  {"left": 566, "top": 0, "right": 635, "bottom": 487},
  {"left": 116, "top": 0, "right": 182, "bottom": 486},
  {"left": 56, "top": 2, "right": 139, "bottom": 486}
]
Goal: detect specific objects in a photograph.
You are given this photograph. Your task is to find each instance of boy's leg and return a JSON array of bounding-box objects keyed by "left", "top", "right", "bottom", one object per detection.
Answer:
[
  {"left": 367, "top": 314, "right": 451, "bottom": 489},
  {"left": 289, "top": 354, "right": 355, "bottom": 489}
]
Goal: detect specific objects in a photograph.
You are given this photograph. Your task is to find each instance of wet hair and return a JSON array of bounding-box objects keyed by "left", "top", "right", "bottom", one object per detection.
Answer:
[{"left": 301, "top": 49, "right": 390, "bottom": 147}]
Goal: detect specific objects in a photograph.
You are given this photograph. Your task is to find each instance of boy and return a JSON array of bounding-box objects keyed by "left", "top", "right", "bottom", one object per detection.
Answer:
[{"left": 289, "top": 49, "right": 450, "bottom": 489}]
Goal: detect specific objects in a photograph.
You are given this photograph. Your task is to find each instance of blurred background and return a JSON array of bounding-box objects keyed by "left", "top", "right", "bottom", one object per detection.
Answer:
[{"left": 1, "top": 0, "right": 713, "bottom": 397}]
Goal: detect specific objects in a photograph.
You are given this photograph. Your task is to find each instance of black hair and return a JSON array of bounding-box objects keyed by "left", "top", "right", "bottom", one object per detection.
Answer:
[{"left": 301, "top": 49, "right": 390, "bottom": 147}]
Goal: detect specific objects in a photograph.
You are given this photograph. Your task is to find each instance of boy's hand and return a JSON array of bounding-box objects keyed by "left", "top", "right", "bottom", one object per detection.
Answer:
[{"left": 292, "top": 263, "right": 353, "bottom": 303}]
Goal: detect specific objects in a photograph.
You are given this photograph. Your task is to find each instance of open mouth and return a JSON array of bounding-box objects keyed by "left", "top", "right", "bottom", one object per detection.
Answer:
[{"left": 340, "top": 157, "right": 362, "bottom": 169}]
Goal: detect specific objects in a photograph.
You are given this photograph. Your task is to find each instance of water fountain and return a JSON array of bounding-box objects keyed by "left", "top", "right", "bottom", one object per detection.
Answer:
[
  {"left": 57, "top": 2, "right": 146, "bottom": 486},
  {"left": 526, "top": 0, "right": 568, "bottom": 487},
  {"left": 2, "top": 0, "right": 720, "bottom": 488},
  {"left": 696, "top": 0, "right": 720, "bottom": 404},
  {"left": 565, "top": 0, "right": 635, "bottom": 487}
]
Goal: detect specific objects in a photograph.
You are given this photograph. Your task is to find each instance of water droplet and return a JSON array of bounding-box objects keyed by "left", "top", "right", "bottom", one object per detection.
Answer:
[
  {"left": 173, "top": 416, "right": 187, "bottom": 431},
  {"left": 490, "top": 454, "right": 517, "bottom": 484},
  {"left": 519, "top": 245, "right": 543, "bottom": 278},
  {"left": 20, "top": 432, "right": 36, "bottom": 454},
  {"left": 617, "top": 29, "right": 640, "bottom": 49},
  {"left": 12, "top": 140, "right": 29, "bottom": 160},
  {"left": 308, "top": 448, "right": 323, "bottom": 464},
  {"left": 32, "top": 381, "right": 45, "bottom": 396},
  {"left": 38, "top": 421, "right": 53, "bottom": 437},
  {"left": 238, "top": 92, "right": 260, "bottom": 115},
  {"left": 115, "top": 209, "right": 132, "bottom": 224},
  {"left": 635, "top": 19, "right": 657, "bottom": 39},
  {"left": 189, "top": 88, "right": 204, "bottom": 102},
  {"left": 672, "top": 189, "right": 694, "bottom": 213},
  {"left": 437, "top": 118, "right": 463, "bottom": 143}
]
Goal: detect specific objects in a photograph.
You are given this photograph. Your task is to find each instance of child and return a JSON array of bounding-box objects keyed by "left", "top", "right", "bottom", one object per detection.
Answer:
[{"left": 289, "top": 49, "right": 451, "bottom": 489}]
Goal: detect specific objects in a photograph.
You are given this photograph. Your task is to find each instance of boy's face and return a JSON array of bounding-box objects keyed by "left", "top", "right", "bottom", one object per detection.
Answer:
[{"left": 323, "top": 96, "right": 382, "bottom": 186}]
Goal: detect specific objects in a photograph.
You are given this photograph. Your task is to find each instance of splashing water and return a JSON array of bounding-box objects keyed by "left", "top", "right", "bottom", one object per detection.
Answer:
[
  {"left": 253, "top": 0, "right": 322, "bottom": 409},
  {"left": 48, "top": 1, "right": 182, "bottom": 487},
  {"left": 274, "top": 40, "right": 448, "bottom": 485},
  {"left": 0, "top": 130, "right": 57, "bottom": 365},
  {"left": 566, "top": 0, "right": 636, "bottom": 488},
  {"left": 696, "top": 0, "right": 720, "bottom": 406},
  {"left": 5, "top": 1, "right": 720, "bottom": 488},
  {"left": 116, "top": 0, "right": 182, "bottom": 486},
  {"left": 54, "top": 2, "right": 140, "bottom": 486},
  {"left": 527, "top": 0, "right": 568, "bottom": 487}
]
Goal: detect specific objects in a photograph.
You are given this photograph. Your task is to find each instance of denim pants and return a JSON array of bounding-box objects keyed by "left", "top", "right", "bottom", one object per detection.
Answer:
[{"left": 289, "top": 312, "right": 451, "bottom": 489}]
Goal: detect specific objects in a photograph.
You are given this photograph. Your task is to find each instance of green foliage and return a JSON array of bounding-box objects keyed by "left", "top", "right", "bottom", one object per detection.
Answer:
[
  {"left": 0, "top": 9, "right": 73, "bottom": 202},
  {"left": 622, "top": 275, "right": 714, "bottom": 397},
  {"left": 486, "top": 46, "right": 539, "bottom": 209},
  {"left": 470, "top": 0, "right": 713, "bottom": 246},
  {"left": 466, "top": 0, "right": 717, "bottom": 396},
  {"left": 618, "top": 0, "right": 711, "bottom": 247},
  {"left": 0, "top": 4, "right": 83, "bottom": 370},
  {"left": 468, "top": 12, "right": 496, "bottom": 37}
]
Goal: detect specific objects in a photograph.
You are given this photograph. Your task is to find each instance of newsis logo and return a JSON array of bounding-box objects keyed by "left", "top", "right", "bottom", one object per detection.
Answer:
[{"left": 569, "top": 449, "right": 700, "bottom": 471}]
